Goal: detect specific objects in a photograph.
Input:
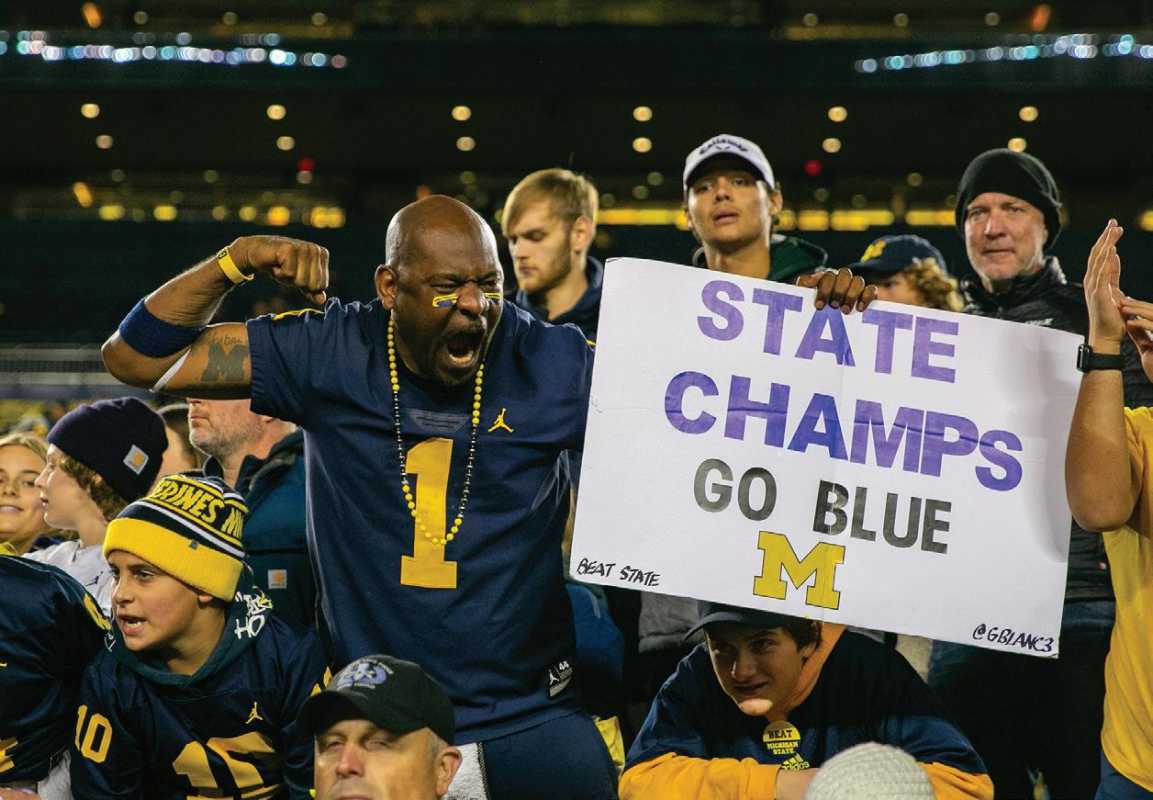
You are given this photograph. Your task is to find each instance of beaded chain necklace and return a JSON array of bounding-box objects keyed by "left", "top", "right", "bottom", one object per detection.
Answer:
[{"left": 387, "top": 317, "right": 483, "bottom": 546}]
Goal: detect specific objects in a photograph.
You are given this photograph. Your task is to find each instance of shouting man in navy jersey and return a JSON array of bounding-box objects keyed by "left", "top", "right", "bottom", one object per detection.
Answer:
[
  {"left": 102, "top": 195, "right": 871, "bottom": 799},
  {"left": 102, "top": 196, "right": 616, "bottom": 799}
]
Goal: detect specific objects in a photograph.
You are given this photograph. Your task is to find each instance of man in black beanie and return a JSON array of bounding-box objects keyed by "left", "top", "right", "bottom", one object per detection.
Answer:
[{"left": 928, "top": 149, "right": 1153, "bottom": 798}]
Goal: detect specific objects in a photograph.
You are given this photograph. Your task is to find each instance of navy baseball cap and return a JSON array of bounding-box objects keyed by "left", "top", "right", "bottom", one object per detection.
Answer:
[
  {"left": 298, "top": 655, "right": 456, "bottom": 744},
  {"left": 685, "top": 600, "right": 800, "bottom": 640},
  {"left": 847, "top": 234, "right": 947, "bottom": 276}
]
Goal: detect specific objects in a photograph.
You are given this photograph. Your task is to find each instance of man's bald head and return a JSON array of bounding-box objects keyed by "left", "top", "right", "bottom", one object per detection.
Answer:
[
  {"left": 375, "top": 194, "right": 505, "bottom": 387},
  {"left": 385, "top": 195, "right": 500, "bottom": 272}
]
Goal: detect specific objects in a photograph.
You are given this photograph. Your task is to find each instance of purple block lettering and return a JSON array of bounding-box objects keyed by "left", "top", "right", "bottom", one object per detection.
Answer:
[
  {"left": 920, "top": 411, "right": 979, "bottom": 476},
  {"left": 976, "top": 429, "right": 1024, "bottom": 491},
  {"left": 862, "top": 309, "right": 914, "bottom": 374},
  {"left": 665, "top": 371, "right": 718, "bottom": 434},
  {"left": 911, "top": 317, "right": 958, "bottom": 383},
  {"left": 751, "top": 288, "right": 804, "bottom": 355},
  {"left": 787, "top": 393, "right": 848, "bottom": 460},
  {"left": 795, "top": 306, "right": 856, "bottom": 366},
  {"left": 698, "top": 280, "right": 745, "bottom": 341},
  {"left": 849, "top": 400, "right": 924, "bottom": 472},
  {"left": 724, "top": 376, "right": 790, "bottom": 446}
]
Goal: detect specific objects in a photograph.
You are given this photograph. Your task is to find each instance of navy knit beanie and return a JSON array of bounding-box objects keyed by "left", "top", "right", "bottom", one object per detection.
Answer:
[
  {"left": 954, "top": 148, "right": 1062, "bottom": 251},
  {"left": 47, "top": 398, "right": 167, "bottom": 502}
]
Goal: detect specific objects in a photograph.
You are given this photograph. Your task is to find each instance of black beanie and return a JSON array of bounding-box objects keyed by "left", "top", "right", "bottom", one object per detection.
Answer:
[
  {"left": 47, "top": 397, "right": 168, "bottom": 503},
  {"left": 954, "top": 148, "right": 1062, "bottom": 251}
]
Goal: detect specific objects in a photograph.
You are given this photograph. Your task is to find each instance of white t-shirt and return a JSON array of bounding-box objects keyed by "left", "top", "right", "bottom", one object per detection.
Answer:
[{"left": 24, "top": 540, "right": 113, "bottom": 615}]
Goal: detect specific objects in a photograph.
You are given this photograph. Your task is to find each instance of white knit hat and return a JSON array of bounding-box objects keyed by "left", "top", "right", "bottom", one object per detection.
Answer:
[{"left": 804, "top": 743, "right": 935, "bottom": 800}]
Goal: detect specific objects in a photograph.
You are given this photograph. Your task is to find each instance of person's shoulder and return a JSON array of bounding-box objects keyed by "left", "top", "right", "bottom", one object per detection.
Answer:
[
  {"left": 770, "top": 234, "right": 829, "bottom": 278},
  {"left": 249, "top": 614, "right": 323, "bottom": 665},
  {"left": 2, "top": 555, "right": 85, "bottom": 608},
  {"left": 503, "top": 302, "right": 593, "bottom": 355},
  {"left": 251, "top": 297, "right": 385, "bottom": 338},
  {"left": 81, "top": 643, "right": 133, "bottom": 693},
  {"left": 22, "top": 538, "right": 77, "bottom": 567},
  {"left": 660, "top": 643, "right": 724, "bottom": 699}
]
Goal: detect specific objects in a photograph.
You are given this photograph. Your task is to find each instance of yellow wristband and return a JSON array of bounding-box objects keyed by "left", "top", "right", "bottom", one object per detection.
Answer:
[{"left": 216, "top": 246, "right": 253, "bottom": 284}]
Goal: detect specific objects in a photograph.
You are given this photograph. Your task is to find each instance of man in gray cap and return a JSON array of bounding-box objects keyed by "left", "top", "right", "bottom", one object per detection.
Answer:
[
  {"left": 928, "top": 148, "right": 1153, "bottom": 798},
  {"left": 681, "top": 133, "right": 875, "bottom": 309},
  {"left": 301, "top": 655, "right": 462, "bottom": 800}
]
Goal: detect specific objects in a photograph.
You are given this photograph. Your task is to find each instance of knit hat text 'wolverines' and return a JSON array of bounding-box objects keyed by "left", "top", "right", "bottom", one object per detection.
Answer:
[{"left": 104, "top": 473, "right": 247, "bottom": 600}]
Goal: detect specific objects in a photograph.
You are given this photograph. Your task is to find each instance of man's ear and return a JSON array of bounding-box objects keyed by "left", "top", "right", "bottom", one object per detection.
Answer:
[
  {"left": 684, "top": 203, "right": 702, "bottom": 244},
  {"left": 436, "top": 746, "right": 463, "bottom": 796},
  {"left": 197, "top": 591, "right": 216, "bottom": 608},
  {"left": 767, "top": 187, "right": 784, "bottom": 216},
  {"left": 375, "top": 264, "right": 398, "bottom": 310},
  {"left": 569, "top": 216, "right": 594, "bottom": 253}
]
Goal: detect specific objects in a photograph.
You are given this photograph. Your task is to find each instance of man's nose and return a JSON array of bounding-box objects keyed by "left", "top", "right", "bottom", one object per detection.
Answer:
[
  {"left": 334, "top": 743, "right": 365, "bottom": 777},
  {"left": 455, "top": 283, "right": 487, "bottom": 317}
]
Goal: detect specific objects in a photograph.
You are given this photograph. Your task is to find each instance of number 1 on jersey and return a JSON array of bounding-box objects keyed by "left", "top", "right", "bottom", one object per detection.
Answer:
[{"left": 400, "top": 438, "right": 459, "bottom": 590}]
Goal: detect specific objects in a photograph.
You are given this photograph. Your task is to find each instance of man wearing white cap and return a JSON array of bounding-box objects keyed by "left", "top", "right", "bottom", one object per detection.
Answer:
[
  {"left": 682, "top": 134, "right": 874, "bottom": 309},
  {"left": 634, "top": 137, "right": 878, "bottom": 708}
]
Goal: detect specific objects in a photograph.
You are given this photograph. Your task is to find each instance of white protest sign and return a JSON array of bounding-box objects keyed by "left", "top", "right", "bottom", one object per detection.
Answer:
[{"left": 570, "top": 258, "right": 1081, "bottom": 657}]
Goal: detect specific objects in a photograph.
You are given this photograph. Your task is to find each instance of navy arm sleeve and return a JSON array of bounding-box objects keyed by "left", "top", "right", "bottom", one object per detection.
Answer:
[
  {"left": 871, "top": 649, "right": 988, "bottom": 775},
  {"left": 625, "top": 654, "right": 714, "bottom": 769}
]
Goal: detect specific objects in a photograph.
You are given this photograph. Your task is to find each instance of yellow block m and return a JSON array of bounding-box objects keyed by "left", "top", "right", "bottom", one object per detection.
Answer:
[{"left": 753, "top": 531, "right": 844, "bottom": 610}]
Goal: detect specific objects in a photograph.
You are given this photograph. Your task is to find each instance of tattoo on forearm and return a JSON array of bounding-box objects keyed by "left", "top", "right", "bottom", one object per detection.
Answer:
[{"left": 201, "top": 339, "right": 249, "bottom": 383}]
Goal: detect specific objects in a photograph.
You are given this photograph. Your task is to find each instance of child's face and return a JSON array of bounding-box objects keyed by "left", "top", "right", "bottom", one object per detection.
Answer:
[
  {"left": 0, "top": 444, "right": 48, "bottom": 553},
  {"left": 107, "top": 550, "right": 205, "bottom": 655},
  {"left": 34, "top": 444, "right": 104, "bottom": 531}
]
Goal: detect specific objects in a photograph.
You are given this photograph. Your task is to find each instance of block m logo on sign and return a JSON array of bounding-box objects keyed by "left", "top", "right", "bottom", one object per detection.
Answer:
[{"left": 752, "top": 531, "right": 844, "bottom": 610}]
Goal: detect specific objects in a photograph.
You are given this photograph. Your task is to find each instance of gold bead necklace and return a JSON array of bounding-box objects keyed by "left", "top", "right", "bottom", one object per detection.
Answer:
[{"left": 388, "top": 318, "right": 483, "bottom": 546}]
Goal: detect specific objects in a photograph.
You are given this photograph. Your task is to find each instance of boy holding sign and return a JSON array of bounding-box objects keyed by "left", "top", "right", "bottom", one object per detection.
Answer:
[{"left": 620, "top": 602, "right": 991, "bottom": 800}]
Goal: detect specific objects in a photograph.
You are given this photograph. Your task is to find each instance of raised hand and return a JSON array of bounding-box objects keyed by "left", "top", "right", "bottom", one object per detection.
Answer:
[
  {"left": 1083, "top": 220, "right": 1125, "bottom": 347},
  {"left": 229, "top": 235, "right": 330, "bottom": 305},
  {"left": 796, "top": 268, "right": 877, "bottom": 314}
]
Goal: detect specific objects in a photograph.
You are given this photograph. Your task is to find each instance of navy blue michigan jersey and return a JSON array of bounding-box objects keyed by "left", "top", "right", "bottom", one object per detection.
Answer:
[
  {"left": 0, "top": 556, "right": 108, "bottom": 783},
  {"left": 247, "top": 299, "right": 592, "bottom": 741},
  {"left": 70, "top": 580, "right": 329, "bottom": 800}
]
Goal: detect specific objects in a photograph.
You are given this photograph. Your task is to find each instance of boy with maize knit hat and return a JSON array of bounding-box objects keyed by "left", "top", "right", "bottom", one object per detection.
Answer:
[{"left": 70, "top": 473, "right": 330, "bottom": 800}]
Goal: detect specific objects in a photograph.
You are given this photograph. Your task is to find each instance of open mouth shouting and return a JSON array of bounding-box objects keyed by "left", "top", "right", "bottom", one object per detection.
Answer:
[{"left": 441, "top": 327, "right": 486, "bottom": 372}]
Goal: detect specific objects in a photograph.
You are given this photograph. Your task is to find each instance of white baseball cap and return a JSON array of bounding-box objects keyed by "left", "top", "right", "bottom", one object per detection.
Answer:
[{"left": 683, "top": 134, "right": 776, "bottom": 192}]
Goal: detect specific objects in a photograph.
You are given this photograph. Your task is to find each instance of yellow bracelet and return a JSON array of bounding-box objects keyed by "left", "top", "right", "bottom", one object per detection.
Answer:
[{"left": 216, "top": 246, "right": 253, "bottom": 284}]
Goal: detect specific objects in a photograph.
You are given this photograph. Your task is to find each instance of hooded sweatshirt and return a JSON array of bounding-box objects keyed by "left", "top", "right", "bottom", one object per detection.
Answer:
[
  {"left": 621, "top": 627, "right": 992, "bottom": 800},
  {"left": 70, "top": 572, "right": 328, "bottom": 800}
]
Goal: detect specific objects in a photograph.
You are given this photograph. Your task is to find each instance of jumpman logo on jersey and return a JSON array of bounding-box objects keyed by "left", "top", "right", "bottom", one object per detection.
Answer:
[
  {"left": 246, "top": 702, "right": 264, "bottom": 724},
  {"left": 487, "top": 408, "right": 514, "bottom": 434}
]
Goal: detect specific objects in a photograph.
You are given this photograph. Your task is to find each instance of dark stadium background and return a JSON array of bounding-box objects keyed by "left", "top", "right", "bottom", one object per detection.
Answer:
[{"left": 3, "top": 0, "right": 1153, "bottom": 407}]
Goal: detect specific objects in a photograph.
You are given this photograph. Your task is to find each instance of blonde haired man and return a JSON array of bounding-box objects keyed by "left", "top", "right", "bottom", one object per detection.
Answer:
[{"left": 502, "top": 168, "right": 601, "bottom": 340}]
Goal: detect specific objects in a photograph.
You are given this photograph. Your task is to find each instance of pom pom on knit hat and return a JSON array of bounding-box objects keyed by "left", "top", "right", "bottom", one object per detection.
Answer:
[
  {"left": 804, "top": 743, "right": 935, "bottom": 800},
  {"left": 47, "top": 397, "right": 167, "bottom": 503}
]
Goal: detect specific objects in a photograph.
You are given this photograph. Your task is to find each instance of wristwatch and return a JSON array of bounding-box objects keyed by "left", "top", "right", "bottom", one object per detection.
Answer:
[{"left": 1076, "top": 343, "right": 1124, "bottom": 372}]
